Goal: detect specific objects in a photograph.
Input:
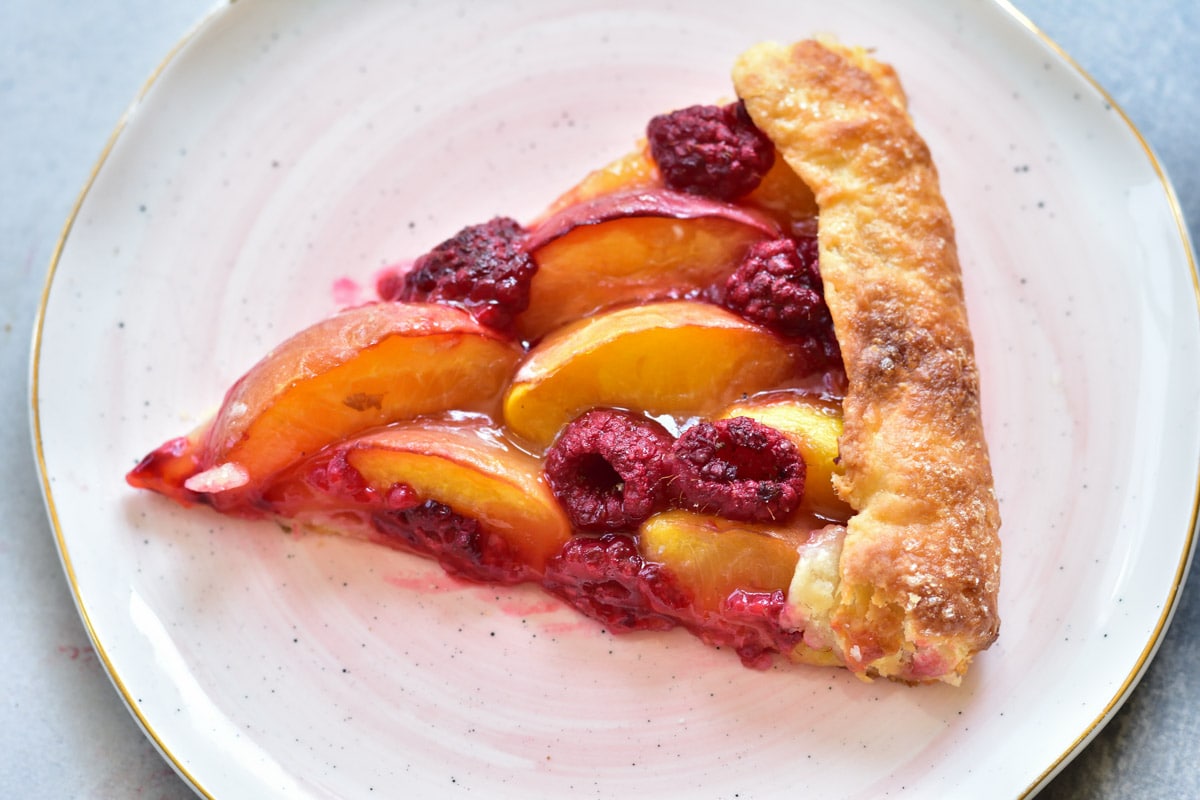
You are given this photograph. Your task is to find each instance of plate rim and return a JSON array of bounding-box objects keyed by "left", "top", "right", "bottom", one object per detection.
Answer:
[
  {"left": 27, "top": 5, "right": 225, "bottom": 797},
  {"left": 26, "top": 1, "right": 1200, "bottom": 798},
  {"left": 992, "top": 0, "right": 1200, "bottom": 793}
]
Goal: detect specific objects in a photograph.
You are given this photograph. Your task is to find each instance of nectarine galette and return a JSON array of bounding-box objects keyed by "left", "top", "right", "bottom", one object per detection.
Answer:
[{"left": 128, "top": 38, "right": 1000, "bottom": 685}]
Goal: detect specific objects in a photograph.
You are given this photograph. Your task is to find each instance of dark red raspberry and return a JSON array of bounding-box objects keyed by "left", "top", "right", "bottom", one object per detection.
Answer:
[
  {"left": 302, "top": 451, "right": 383, "bottom": 506},
  {"left": 542, "top": 534, "right": 689, "bottom": 632},
  {"left": 373, "top": 499, "right": 527, "bottom": 584},
  {"left": 375, "top": 268, "right": 406, "bottom": 305},
  {"left": 706, "top": 589, "right": 803, "bottom": 669},
  {"left": 384, "top": 217, "right": 536, "bottom": 334},
  {"left": 671, "top": 417, "right": 806, "bottom": 523},
  {"left": 793, "top": 326, "right": 843, "bottom": 376},
  {"left": 544, "top": 409, "right": 676, "bottom": 532},
  {"left": 647, "top": 100, "right": 775, "bottom": 201},
  {"left": 724, "top": 235, "right": 831, "bottom": 337}
]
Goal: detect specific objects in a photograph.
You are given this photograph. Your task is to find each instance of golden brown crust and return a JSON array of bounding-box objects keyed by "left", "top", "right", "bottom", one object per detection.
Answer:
[{"left": 733, "top": 40, "right": 1001, "bottom": 683}]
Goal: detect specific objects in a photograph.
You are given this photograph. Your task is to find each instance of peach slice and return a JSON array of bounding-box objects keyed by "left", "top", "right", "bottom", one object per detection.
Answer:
[
  {"left": 639, "top": 510, "right": 814, "bottom": 613},
  {"left": 742, "top": 154, "right": 819, "bottom": 230},
  {"left": 503, "top": 300, "right": 804, "bottom": 449},
  {"left": 520, "top": 189, "right": 778, "bottom": 340},
  {"left": 719, "top": 394, "right": 852, "bottom": 520},
  {"left": 521, "top": 190, "right": 777, "bottom": 341},
  {"left": 538, "top": 145, "right": 817, "bottom": 235},
  {"left": 538, "top": 148, "right": 660, "bottom": 218},
  {"left": 130, "top": 303, "right": 523, "bottom": 511},
  {"left": 126, "top": 428, "right": 210, "bottom": 507},
  {"left": 525, "top": 188, "right": 778, "bottom": 253},
  {"left": 334, "top": 421, "right": 571, "bottom": 570}
]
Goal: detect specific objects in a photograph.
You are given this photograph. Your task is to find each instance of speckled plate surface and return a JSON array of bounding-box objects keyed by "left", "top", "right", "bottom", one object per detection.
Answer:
[{"left": 31, "top": 0, "right": 1200, "bottom": 797}]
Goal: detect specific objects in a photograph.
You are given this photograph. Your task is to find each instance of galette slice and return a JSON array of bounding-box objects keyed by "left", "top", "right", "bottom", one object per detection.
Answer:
[{"left": 128, "top": 38, "right": 999, "bottom": 685}]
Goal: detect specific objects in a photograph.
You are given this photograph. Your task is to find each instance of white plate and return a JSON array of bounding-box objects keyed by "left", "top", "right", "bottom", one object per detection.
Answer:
[{"left": 32, "top": 0, "right": 1200, "bottom": 797}]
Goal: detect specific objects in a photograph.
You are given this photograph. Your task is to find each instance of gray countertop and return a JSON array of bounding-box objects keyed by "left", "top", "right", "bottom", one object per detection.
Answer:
[{"left": 3, "top": 1, "right": 1196, "bottom": 797}]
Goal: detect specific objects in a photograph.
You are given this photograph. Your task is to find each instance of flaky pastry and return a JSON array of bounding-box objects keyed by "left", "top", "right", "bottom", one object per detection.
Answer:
[{"left": 735, "top": 40, "right": 1001, "bottom": 683}]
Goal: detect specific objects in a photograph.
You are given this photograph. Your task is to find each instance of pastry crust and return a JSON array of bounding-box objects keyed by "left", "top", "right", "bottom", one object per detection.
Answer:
[{"left": 733, "top": 40, "right": 1001, "bottom": 683}]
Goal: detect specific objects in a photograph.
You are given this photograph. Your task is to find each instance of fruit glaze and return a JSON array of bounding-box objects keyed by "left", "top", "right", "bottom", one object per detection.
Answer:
[{"left": 129, "top": 100, "right": 854, "bottom": 670}]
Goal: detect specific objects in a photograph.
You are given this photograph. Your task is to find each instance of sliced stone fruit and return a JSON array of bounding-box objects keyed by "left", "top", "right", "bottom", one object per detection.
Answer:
[
  {"left": 519, "top": 189, "right": 778, "bottom": 340},
  {"left": 269, "top": 419, "right": 572, "bottom": 572},
  {"left": 503, "top": 300, "right": 804, "bottom": 450},
  {"left": 129, "top": 303, "right": 521, "bottom": 511},
  {"left": 639, "top": 509, "right": 813, "bottom": 613}
]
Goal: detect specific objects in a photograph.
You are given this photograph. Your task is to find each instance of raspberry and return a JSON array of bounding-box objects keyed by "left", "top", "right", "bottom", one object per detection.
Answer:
[
  {"left": 385, "top": 217, "right": 536, "bottom": 334},
  {"left": 709, "top": 589, "right": 803, "bottom": 669},
  {"left": 302, "top": 451, "right": 380, "bottom": 506},
  {"left": 793, "top": 326, "right": 843, "bottom": 375},
  {"left": 544, "top": 409, "right": 676, "bottom": 532},
  {"left": 646, "top": 101, "right": 775, "bottom": 201},
  {"left": 671, "top": 417, "right": 806, "bottom": 523},
  {"left": 542, "top": 534, "right": 689, "bottom": 632},
  {"left": 724, "top": 236, "right": 831, "bottom": 337},
  {"left": 373, "top": 500, "right": 527, "bottom": 584},
  {"left": 375, "top": 268, "right": 405, "bottom": 305}
]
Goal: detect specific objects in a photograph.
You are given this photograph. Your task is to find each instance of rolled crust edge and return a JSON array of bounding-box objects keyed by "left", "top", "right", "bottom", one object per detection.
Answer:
[{"left": 733, "top": 39, "right": 1002, "bottom": 684}]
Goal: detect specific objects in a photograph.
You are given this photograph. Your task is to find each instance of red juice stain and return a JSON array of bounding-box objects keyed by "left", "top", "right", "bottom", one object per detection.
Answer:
[
  {"left": 383, "top": 571, "right": 472, "bottom": 593},
  {"left": 331, "top": 276, "right": 363, "bottom": 307}
]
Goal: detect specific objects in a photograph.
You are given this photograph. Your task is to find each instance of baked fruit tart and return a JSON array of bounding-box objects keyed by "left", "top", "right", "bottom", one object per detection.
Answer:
[{"left": 127, "top": 38, "right": 1001, "bottom": 685}]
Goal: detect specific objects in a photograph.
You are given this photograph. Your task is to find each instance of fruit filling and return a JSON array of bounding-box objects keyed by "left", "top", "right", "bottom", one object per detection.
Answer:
[
  {"left": 713, "top": 589, "right": 804, "bottom": 669},
  {"left": 373, "top": 500, "right": 527, "bottom": 585},
  {"left": 723, "top": 235, "right": 842, "bottom": 374},
  {"left": 543, "top": 408, "right": 676, "bottom": 532},
  {"left": 724, "top": 236, "right": 825, "bottom": 335},
  {"left": 647, "top": 101, "right": 775, "bottom": 201},
  {"left": 542, "top": 533, "right": 689, "bottom": 633},
  {"left": 379, "top": 216, "right": 536, "bottom": 335},
  {"left": 128, "top": 95, "right": 854, "bottom": 671},
  {"left": 671, "top": 417, "right": 806, "bottom": 523}
]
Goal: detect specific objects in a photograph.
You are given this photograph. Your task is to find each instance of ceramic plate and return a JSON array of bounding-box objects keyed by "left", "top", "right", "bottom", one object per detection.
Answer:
[{"left": 32, "top": 0, "right": 1200, "bottom": 797}]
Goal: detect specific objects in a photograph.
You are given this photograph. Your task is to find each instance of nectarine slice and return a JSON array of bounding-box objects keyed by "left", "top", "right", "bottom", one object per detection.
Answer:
[
  {"left": 719, "top": 394, "right": 852, "bottom": 520},
  {"left": 340, "top": 421, "right": 571, "bottom": 570},
  {"left": 742, "top": 154, "right": 819, "bottom": 229},
  {"left": 194, "top": 302, "right": 521, "bottom": 507},
  {"left": 520, "top": 190, "right": 777, "bottom": 340},
  {"left": 126, "top": 429, "right": 209, "bottom": 507},
  {"left": 521, "top": 211, "right": 771, "bottom": 340},
  {"left": 503, "top": 300, "right": 804, "bottom": 449},
  {"left": 639, "top": 510, "right": 811, "bottom": 613},
  {"left": 539, "top": 148, "right": 660, "bottom": 218}
]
